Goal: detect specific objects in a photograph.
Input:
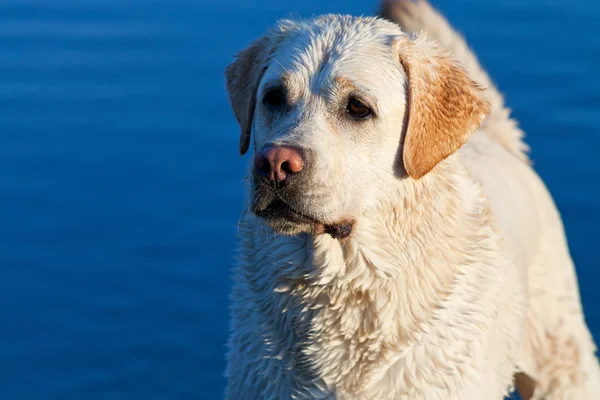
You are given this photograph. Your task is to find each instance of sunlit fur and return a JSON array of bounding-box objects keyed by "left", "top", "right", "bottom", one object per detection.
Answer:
[{"left": 224, "top": 4, "right": 600, "bottom": 399}]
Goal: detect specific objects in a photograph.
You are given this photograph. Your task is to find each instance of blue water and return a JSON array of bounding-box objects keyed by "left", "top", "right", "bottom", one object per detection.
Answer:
[{"left": 0, "top": 0, "right": 598, "bottom": 398}]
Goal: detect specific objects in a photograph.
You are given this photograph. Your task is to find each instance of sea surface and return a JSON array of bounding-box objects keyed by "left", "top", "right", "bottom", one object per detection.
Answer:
[{"left": 0, "top": 0, "right": 599, "bottom": 398}]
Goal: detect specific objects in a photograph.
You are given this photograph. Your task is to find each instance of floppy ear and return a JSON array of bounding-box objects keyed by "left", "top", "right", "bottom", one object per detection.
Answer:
[
  {"left": 396, "top": 34, "right": 490, "bottom": 179},
  {"left": 225, "top": 33, "right": 283, "bottom": 155}
]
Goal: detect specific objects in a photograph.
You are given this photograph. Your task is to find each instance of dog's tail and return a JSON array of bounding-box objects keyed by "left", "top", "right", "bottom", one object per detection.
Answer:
[{"left": 380, "top": 0, "right": 530, "bottom": 161}]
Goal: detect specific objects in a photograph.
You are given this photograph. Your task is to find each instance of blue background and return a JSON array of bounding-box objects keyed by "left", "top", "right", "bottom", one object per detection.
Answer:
[{"left": 0, "top": 0, "right": 598, "bottom": 398}]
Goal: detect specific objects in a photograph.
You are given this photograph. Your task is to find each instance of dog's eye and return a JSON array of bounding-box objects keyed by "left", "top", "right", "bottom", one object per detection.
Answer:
[
  {"left": 346, "top": 98, "right": 372, "bottom": 119},
  {"left": 263, "top": 88, "right": 285, "bottom": 107}
]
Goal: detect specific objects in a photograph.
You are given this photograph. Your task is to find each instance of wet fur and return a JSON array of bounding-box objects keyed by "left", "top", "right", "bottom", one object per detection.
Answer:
[{"left": 224, "top": 3, "right": 600, "bottom": 399}]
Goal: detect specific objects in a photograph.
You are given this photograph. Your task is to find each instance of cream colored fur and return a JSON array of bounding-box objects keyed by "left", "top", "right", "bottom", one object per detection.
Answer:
[
  {"left": 224, "top": 2, "right": 600, "bottom": 399},
  {"left": 380, "top": 0, "right": 529, "bottom": 162}
]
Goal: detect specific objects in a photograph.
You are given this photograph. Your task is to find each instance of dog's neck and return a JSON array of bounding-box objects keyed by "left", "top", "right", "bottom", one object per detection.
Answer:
[{"left": 235, "top": 165, "right": 502, "bottom": 398}]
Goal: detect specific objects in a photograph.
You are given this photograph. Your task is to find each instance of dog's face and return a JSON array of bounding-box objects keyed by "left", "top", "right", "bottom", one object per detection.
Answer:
[{"left": 226, "top": 16, "right": 489, "bottom": 237}]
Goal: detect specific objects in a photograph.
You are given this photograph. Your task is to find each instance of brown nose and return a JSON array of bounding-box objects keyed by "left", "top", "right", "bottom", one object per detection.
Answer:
[{"left": 254, "top": 145, "right": 304, "bottom": 184}]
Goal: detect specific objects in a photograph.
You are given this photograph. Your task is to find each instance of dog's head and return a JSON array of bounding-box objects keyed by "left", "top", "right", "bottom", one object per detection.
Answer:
[{"left": 226, "top": 16, "right": 489, "bottom": 238}]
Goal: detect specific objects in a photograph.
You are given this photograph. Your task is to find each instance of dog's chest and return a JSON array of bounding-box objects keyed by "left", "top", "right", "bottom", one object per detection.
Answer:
[
  {"left": 268, "top": 237, "right": 471, "bottom": 399},
  {"left": 240, "top": 206, "right": 510, "bottom": 399}
]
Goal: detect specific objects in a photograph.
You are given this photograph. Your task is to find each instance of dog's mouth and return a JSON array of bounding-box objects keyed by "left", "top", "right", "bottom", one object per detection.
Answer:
[
  {"left": 253, "top": 197, "right": 354, "bottom": 239},
  {"left": 254, "top": 198, "right": 316, "bottom": 225}
]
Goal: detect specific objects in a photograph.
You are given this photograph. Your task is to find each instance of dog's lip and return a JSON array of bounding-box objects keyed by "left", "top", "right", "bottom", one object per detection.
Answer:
[
  {"left": 254, "top": 198, "right": 317, "bottom": 224},
  {"left": 254, "top": 198, "right": 355, "bottom": 239}
]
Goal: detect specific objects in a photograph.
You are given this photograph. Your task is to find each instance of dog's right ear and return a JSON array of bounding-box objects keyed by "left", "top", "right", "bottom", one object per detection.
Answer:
[{"left": 225, "top": 32, "right": 286, "bottom": 156}]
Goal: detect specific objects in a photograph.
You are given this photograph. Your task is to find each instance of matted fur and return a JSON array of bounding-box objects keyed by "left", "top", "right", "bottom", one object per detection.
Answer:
[{"left": 224, "top": 2, "right": 600, "bottom": 399}]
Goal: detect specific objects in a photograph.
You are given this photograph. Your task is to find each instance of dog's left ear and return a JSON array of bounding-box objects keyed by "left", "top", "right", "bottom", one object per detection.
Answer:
[
  {"left": 225, "top": 30, "right": 287, "bottom": 155},
  {"left": 396, "top": 34, "right": 490, "bottom": 179}
]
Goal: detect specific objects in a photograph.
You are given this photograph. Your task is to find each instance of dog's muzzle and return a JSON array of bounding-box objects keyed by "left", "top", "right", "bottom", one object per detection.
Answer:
[{"left": 251, "top": 144, "right": 353, "bottom": 239}]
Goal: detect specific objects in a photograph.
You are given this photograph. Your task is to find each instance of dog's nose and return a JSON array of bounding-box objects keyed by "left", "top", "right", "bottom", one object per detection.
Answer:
[{"left": 254, "top": 145, "right": 304, "bottom": 184}]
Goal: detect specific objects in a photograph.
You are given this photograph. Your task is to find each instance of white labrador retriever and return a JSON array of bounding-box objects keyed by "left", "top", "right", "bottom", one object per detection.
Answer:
[{"left": 224, "top": 1, "right": 600, "bottom": 398}]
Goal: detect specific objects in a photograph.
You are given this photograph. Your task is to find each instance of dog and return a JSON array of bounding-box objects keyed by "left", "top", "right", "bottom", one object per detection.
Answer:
[{"left": 224, "top": 1, "right": 600, "bottom": 398}]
